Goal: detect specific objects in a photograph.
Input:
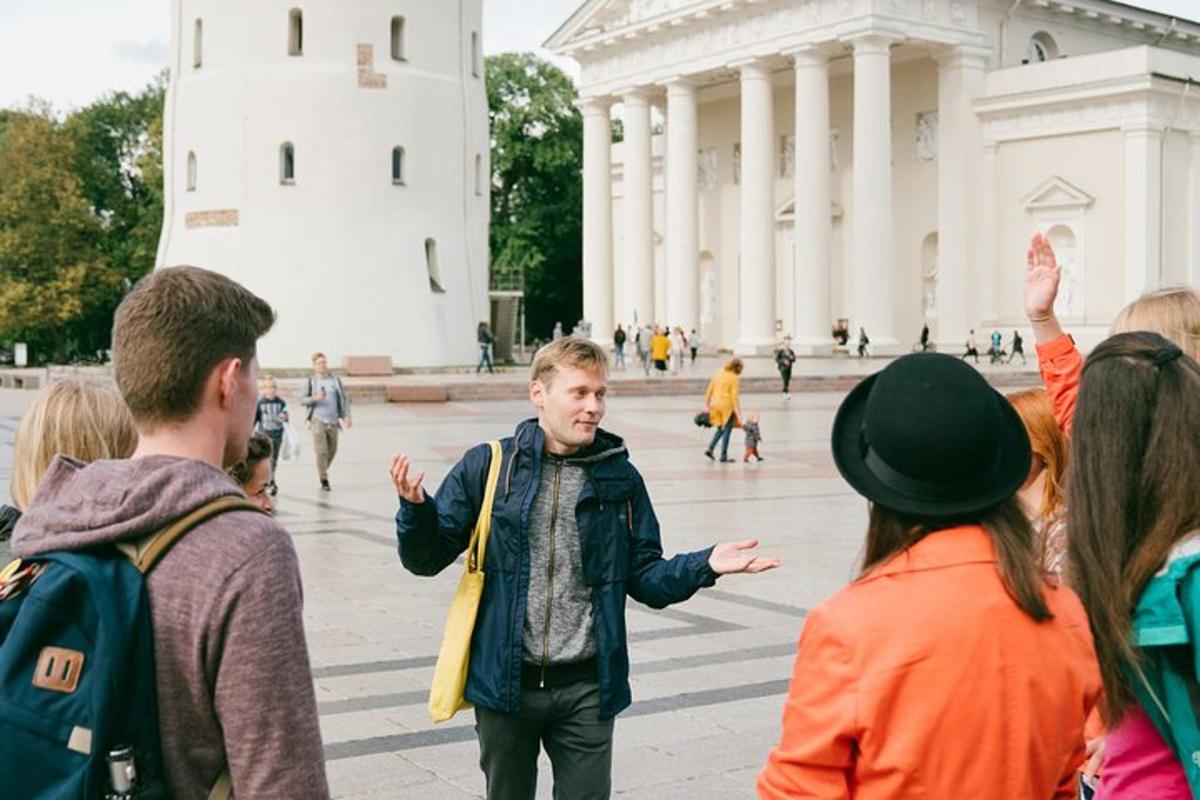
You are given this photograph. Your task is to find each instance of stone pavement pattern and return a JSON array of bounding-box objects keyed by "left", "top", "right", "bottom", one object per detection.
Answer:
[{"left": 0, "top": 387, "right": 870, "bottom": 798}]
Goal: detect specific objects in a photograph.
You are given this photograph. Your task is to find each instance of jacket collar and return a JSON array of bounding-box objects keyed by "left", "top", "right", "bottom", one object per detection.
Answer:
[
  {"left": 861, "top": 525, "right": 996, "bottom": 582},
  {"left": 511, "top": 418, "right": 628, "bottom": 464}
]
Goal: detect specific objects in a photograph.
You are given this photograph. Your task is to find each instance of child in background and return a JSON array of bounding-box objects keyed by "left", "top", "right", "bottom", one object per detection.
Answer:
[
  {"left": 254, "top": 375, "right": 288, "bottom": 495},
  {"left": 743, "top": 412, "right": 763, "bottom": 462}
]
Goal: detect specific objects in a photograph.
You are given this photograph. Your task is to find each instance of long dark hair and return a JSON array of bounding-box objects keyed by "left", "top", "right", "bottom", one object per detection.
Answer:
[
  {"left": 1067, "top": 331, "right": 1200, "bottom": 725},
  {"left": 864, "top": 499, "right": 1052, "bottom": 621}
]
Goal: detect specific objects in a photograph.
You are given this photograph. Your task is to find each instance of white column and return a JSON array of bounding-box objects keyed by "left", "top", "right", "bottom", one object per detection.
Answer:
[
  {"left": 791, "top": 47, "right": 833, "bottom": 353},
  {"left": 736, "top": 59, "right": 777, "bottom": 353},
  {"left": 664, "top": 78, "right": 699, "bottom": 331},
  {"left": 935, "top": 46, "right": 988, "bottom": 349},
  {"left": 980, "top": 141, "right": 999, "bottom": 323},
  {"left": 621, "top": 89, "right": 655, "bottom": 326},
  {"left": 851, "top": 34, "right": 898, "bottom": 350},
  {"left": 1188, "top": 132, "right": 1200, "bottom": 287},
  {"left": 1124, "top": 124, "right": 1163, "bottom": 299},
  {"left": 581, "top": 97, "right": 614, "bottom": 344}
]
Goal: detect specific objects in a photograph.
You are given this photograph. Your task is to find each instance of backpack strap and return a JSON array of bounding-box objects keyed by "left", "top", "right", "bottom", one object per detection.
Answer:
[
  {"left": 117, "top": 496, "right": 264, "bottom": 575},
  {"left": 207, "top": 770, "right": 233, "bottom": 800}
]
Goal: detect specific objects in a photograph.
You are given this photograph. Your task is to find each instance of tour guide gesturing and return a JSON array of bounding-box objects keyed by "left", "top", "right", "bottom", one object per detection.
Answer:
[{"left": 390, "top": 336, "right": 778, "bottom": 800}]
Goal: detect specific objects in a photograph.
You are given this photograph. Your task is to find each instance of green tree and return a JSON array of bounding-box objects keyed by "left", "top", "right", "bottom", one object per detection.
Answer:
[
  {"left": 487, "top": 53, "right": 583, "bottom": 339},
  {"left": 0, "top": 108, "right": 124, "bottom": 361}
]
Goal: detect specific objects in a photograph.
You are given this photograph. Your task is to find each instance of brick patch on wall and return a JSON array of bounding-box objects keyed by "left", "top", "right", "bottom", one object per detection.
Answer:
[
  {"left": 185, "top": 209, "right": 239, "bottom": 228},
  {"left": 357, "top": 44, "right": 387, "bottom": 89}
]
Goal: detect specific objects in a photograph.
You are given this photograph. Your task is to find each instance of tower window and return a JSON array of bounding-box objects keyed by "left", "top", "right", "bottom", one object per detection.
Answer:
[
  {"left": 392, "top": 146, "right": 405, "bottom": 185},
  {"left": 1025, "top": 31, "right": 1058, "bottom": 63},
  {"left": 187, "top": 151, "right": 197, "bottom": 191},
  {"left": 425, "top": 238, "right": 445, "bottom": 293},
  {"left": 474, "top": 154, "right": 483, "bottom": 196},
  {"left": 391, "top": 16, "right": 406, "bottom": 61},
  {"left": 280, "top": 142, "right": 295, "bottom": 184},
  {"left": 193, "top": 19, "right": 203, "bottom": 68},
  {"left": 288, "top": 9, "right": 303, "bottom": 56},
  {"left": 471, "top": 32, "right": 481, "bottom": 78}
]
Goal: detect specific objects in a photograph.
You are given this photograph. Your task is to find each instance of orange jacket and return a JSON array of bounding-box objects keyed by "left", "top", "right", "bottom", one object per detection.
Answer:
[
  {"left": 1036, "top": 334, "right": 1082, "bottom": 436},
  {"left": 758, "top": 526, "right": 1102, "bottom": 800}
]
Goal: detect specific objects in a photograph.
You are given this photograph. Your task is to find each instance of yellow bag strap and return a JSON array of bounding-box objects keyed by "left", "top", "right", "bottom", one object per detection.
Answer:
[
  {"left": 465, "top": 441, "right": 503, "bottom": 573},
  {"left": 116, "top": 496, "right": 265, "bottom": 575},
  {"left": 207, "top": 770, "right": 232, "bottom": 800}
]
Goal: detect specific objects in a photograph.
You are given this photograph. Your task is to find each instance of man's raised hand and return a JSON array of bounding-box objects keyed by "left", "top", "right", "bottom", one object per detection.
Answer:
[
  {"left": 390, "top": 453, "right": 425, "bottom": 503},
  {"left": 708, "top": 539, "right": 780, "bottom": 575}
]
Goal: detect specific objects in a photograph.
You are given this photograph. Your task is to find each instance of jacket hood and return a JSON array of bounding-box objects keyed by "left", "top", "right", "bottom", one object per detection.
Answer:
[
  {"left": 512, "top": 418, "right": 628, "bottom": 465},
  {"left": 11, "top": 455, "right": 244, "bottom": 557}
]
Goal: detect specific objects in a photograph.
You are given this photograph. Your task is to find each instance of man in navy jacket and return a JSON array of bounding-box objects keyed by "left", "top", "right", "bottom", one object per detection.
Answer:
[{"left": 390, "top": 336, "right": 778, "bottom": 800}]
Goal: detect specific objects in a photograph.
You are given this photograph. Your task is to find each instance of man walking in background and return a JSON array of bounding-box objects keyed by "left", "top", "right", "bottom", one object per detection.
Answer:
[{"left": 301, "top": 352, "right": 352, "bottom": 492}]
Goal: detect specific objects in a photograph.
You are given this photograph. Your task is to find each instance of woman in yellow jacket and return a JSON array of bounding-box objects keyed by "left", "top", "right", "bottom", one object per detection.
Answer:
[
  {"left": 757, "top": 353, "right": 1101, "bottom": 799},
  {"left": 704, "top": 358, "right": 742, "bottom": 462}
]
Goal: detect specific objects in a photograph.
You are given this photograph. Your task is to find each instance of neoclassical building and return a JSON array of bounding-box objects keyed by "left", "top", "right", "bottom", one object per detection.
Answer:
[
  {"left": 548, "top": 0, "right": 1200, "bottom": 353},
  {"left": 158, "top": 1, "right": 489, "bottom": 368}
]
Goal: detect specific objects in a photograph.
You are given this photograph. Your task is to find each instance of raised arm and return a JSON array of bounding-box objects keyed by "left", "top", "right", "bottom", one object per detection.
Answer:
[
  {"left": 392, "top": 444, "right": 490, "bottom": 576},
  {"left": 1024, "top": 232, "right": 1082, "bottom": 434}
]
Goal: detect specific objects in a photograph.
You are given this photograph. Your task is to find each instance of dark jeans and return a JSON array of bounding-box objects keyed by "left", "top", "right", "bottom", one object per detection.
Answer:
[
  {"left": 264, "top": 429, "right": 283, "bottom": 482},
  {"left": 779, "top": 366, "right": 792, "bottom": 394},
  {"left": 475, "top": 680, "right": 613, "bottom": 800},
  {"left": 707, "top": 416, "right": 735, "bottom": 460},
  {"left": 476, "top": 343, "right": 494, "bottom": 374}
]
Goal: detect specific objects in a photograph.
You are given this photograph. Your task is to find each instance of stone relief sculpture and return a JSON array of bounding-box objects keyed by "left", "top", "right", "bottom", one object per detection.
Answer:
[
  {"left": 916, "top": 111, "right": 939, "bottom": 162},
  {"left": 1048, "top": 225, "right": 1078, "bottom": 315},
  {"left": 829, "top": 128, "right": 840, "bottom": 172},
  {"left": 698, "top": 148, "right": 718, "bottom": 189},
  {"left": 733, "top": 142, "right": 741, "bottom": 184},
  {"left": 780, "top": 134, "right": 795, "bottom": 179}
]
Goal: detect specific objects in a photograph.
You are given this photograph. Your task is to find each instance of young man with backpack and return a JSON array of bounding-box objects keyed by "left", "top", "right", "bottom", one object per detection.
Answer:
[
  {"left": 8, "top": 267, "right": 329, "bottom": 798},
  {"left": 389, "top": 336, "right": 779, "bottom": 800},
  {"left": 300, "top": 351, "right": 352, "bottom": 491}
]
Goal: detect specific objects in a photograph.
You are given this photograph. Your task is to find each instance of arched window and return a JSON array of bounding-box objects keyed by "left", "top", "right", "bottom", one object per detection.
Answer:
[
  {"left": 193, "top": 19, "right": 203, "bottom": 68},
  {"left": 187, "top": 151, "right": 197, "bottom": 191},
  {"left": 425, "top": 238, "right": 445, "bottom": 293},
  {"left": 280, "top": 142, "right": 295, "bottom": 184},
  {"left": 288, "top": 9, "right": 303, "bottom": 56},
  {"left": 1026, "top": 31, "right": 1058, "bottom": 63},
  {"left": 392, "top": 146, "right": 405, "bottom": 185},
  {"left": 474, "top": 154, "right": 483, "bottom": 196},
  {"left": 391, "top": 16, "right": 406, "bottom": 61},
  {"left": 471, "top": 31, "right": 481, "bottom": 78}
]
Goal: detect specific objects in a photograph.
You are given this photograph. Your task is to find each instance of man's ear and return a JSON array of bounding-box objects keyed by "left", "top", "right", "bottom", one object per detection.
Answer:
[
  {"left": 529, "top": 379, "right": 546, "bottom": 410},
  {"left": 217, "top": 357, "right": 244, "bottom": 409}
]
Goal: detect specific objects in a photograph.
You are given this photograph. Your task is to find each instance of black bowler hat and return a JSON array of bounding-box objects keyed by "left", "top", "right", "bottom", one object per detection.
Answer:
[{"left": 831, "top": 353, "right": 1032, "bottom": 519}]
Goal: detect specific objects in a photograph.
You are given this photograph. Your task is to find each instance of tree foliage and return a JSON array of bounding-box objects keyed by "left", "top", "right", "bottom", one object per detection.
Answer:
[
  {"left": 0, "top": 75, "right": 164, "bottom": 362},
  {"left": 486, "top": 53, "right": 583, "bottom": 340}
]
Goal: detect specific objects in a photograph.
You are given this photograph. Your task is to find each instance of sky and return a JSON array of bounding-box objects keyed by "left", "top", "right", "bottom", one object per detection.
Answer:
[{"left": 0, "top": 0, "right": 1196, "bottom": 112}]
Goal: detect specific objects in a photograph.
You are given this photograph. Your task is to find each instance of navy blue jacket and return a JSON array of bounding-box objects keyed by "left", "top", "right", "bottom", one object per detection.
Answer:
[{"left": 395, "top": 419, "right": 718, "bottom": 719}]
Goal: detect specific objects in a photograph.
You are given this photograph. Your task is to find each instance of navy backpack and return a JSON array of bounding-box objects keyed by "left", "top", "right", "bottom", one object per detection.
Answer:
[{"left": 0, "top": 496, "right": 260, "bottom": 799}]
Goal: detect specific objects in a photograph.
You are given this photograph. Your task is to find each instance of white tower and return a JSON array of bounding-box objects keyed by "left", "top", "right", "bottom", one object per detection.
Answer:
[{"left": 157, "top": 1, "right": 489, "bottom": 369}]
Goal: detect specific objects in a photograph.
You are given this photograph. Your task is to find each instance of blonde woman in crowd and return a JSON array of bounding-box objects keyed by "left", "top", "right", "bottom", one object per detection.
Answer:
[
  {"left": 1007, "top": 388, "right": 1069, "bottom": 576},
  {"left": 0, "top": 380, "right": 137, "bottom": 565}
]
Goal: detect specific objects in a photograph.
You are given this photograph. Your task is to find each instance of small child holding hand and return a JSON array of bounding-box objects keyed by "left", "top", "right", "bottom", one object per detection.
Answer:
[{"left": 743, "top": 412, "right": 763, "bottom": 463}]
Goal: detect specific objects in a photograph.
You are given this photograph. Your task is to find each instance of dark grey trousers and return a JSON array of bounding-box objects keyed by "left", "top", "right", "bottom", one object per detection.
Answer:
[{"left": 474, "top": 681, "right": 614, "bottom": 800}]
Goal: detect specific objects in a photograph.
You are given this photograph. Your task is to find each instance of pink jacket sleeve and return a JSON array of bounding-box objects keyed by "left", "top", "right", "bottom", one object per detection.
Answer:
[
  {"left": 758, "top": 605, "right": 856, "bottom": 800},
  {"left": 1036, "top": 334, "right": 1083, "bottom": 436}
]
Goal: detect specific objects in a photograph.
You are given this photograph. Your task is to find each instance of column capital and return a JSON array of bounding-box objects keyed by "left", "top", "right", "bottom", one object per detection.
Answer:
[
  {"left": 576, "top": 96, "right": 613, "bottom": 116},
  {"left": 730, "top": 58, "right": 773, "bottom": 80},
  {"left": 617, "top": 86, "right": 656, "bottom": 105},
  {"left": 933, "top": 43, "right": 991, "bottom": 71},
  {"left": 785, "top": 42, "right": 840, "bottom": 67},
  {"left": 843, "top": 31, "right": 905, "bottom": 56},
  {"left": 662, "top": 76, "right": 699, "bottom": 95}
]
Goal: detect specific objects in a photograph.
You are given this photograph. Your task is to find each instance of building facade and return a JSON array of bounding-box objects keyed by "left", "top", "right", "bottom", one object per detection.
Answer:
[
  {"left": 548, "top": 0, "right": 1200, "bottom": 354},
  {"left": 158, "top": 1, "right": 489, "bottom": 368}
]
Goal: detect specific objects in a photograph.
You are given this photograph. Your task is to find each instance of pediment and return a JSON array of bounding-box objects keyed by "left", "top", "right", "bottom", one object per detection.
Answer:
[
  {"left": 545, "top": 0, "right": 698, "bottom": 50},
  {"left": 775, "top": 197, "right": 843, "bottom": 222},
  {"left": 1022, "top": 175, "right": 1095, "bottom": 211}
]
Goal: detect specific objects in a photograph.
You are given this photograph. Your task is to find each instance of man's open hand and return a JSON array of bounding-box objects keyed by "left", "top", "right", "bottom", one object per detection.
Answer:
[
  {"left": 390, "top": 453, "right": 425, "bottom": 503},
  {"left": 708, "top": 539, "right": 780, "bottom": 575}
]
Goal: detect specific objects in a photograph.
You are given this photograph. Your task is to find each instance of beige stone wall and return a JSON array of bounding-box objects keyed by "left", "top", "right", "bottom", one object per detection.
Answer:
[{"left": 184, "top": 209, "right": 239, "bottom": 228}]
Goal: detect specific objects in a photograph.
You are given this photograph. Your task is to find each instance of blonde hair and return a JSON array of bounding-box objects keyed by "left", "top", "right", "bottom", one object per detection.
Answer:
[
  {"left": 1111, "top": 286, "right": 1200, "bottom": 361},
  {"left": 724, "top": 358, "right": 744, "bottom": 374},
  {"left": 531, "top": 336, "right": 608, "bottom": 384},
  {"left": 1007, "top": 388, "right": 1068, "bottom": 519},
  {"left": 10, "top": 380, "right": 138, "bottom": 509}
]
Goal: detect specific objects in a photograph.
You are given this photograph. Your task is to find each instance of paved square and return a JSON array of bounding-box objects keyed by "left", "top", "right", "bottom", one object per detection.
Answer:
[{"left": 0, "top": 386, "right": 870, "bottom": 798}]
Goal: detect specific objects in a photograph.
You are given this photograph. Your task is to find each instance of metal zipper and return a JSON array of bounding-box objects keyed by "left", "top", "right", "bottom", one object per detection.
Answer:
[{"left": 540, "top": 460, "right": 562, "bottom": 688}]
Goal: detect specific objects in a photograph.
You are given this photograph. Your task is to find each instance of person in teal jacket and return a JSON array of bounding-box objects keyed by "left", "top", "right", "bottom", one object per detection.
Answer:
[{"left": 1068, "top": 331, "right": 1200, "bottom": 798}]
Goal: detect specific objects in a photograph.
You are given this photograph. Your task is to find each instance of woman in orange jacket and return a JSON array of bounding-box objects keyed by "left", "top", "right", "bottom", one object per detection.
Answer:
[{"left": 758, "top": 353, "right": 1102, "bottom": 800}]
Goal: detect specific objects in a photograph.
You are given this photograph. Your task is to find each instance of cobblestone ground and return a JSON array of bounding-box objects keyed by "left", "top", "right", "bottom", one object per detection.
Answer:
[{"left": 0, "top": 387, "right": 868, "bottom": 798}]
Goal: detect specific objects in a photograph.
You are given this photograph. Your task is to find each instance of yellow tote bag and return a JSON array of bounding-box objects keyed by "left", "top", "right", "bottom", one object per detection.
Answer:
[{"left": 428, "top": 440, "right": 503, "bottom": 723}]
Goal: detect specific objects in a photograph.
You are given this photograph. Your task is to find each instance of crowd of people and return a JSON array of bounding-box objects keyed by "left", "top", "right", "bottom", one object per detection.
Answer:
[{"left": 4, "top": 227, "right": 1200, "bottom": 799}]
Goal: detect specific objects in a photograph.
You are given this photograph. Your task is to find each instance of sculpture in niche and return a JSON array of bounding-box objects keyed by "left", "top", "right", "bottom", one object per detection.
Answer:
[
  {"left": 1047, "top": 225, "right": 1078, "bottom": 315},
  {"left": 916, "top": 111, "right": 939, "bottom": 161},
  {"left": 698, "top": 148, "right": 718, "bottom": 189},
  {"left": 700, "top": 257, "right": 718, "bottom": 325},
  {"left": 733, "top": 142, "right": 741, "bottom": 184},
  {"left": 780, "top": 134, "right": 795, "bottom": 178},
  {"left": 921, "top": 233, "right": 940, "bottom": 318},
  {"left": 830, "top": 128, "right": 840, "bottom": 172}
]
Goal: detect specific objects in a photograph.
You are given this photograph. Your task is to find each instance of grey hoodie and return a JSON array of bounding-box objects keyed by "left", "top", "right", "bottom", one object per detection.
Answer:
[{"left": 11, "top": 455, "right": 329, "bottom": 800}]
